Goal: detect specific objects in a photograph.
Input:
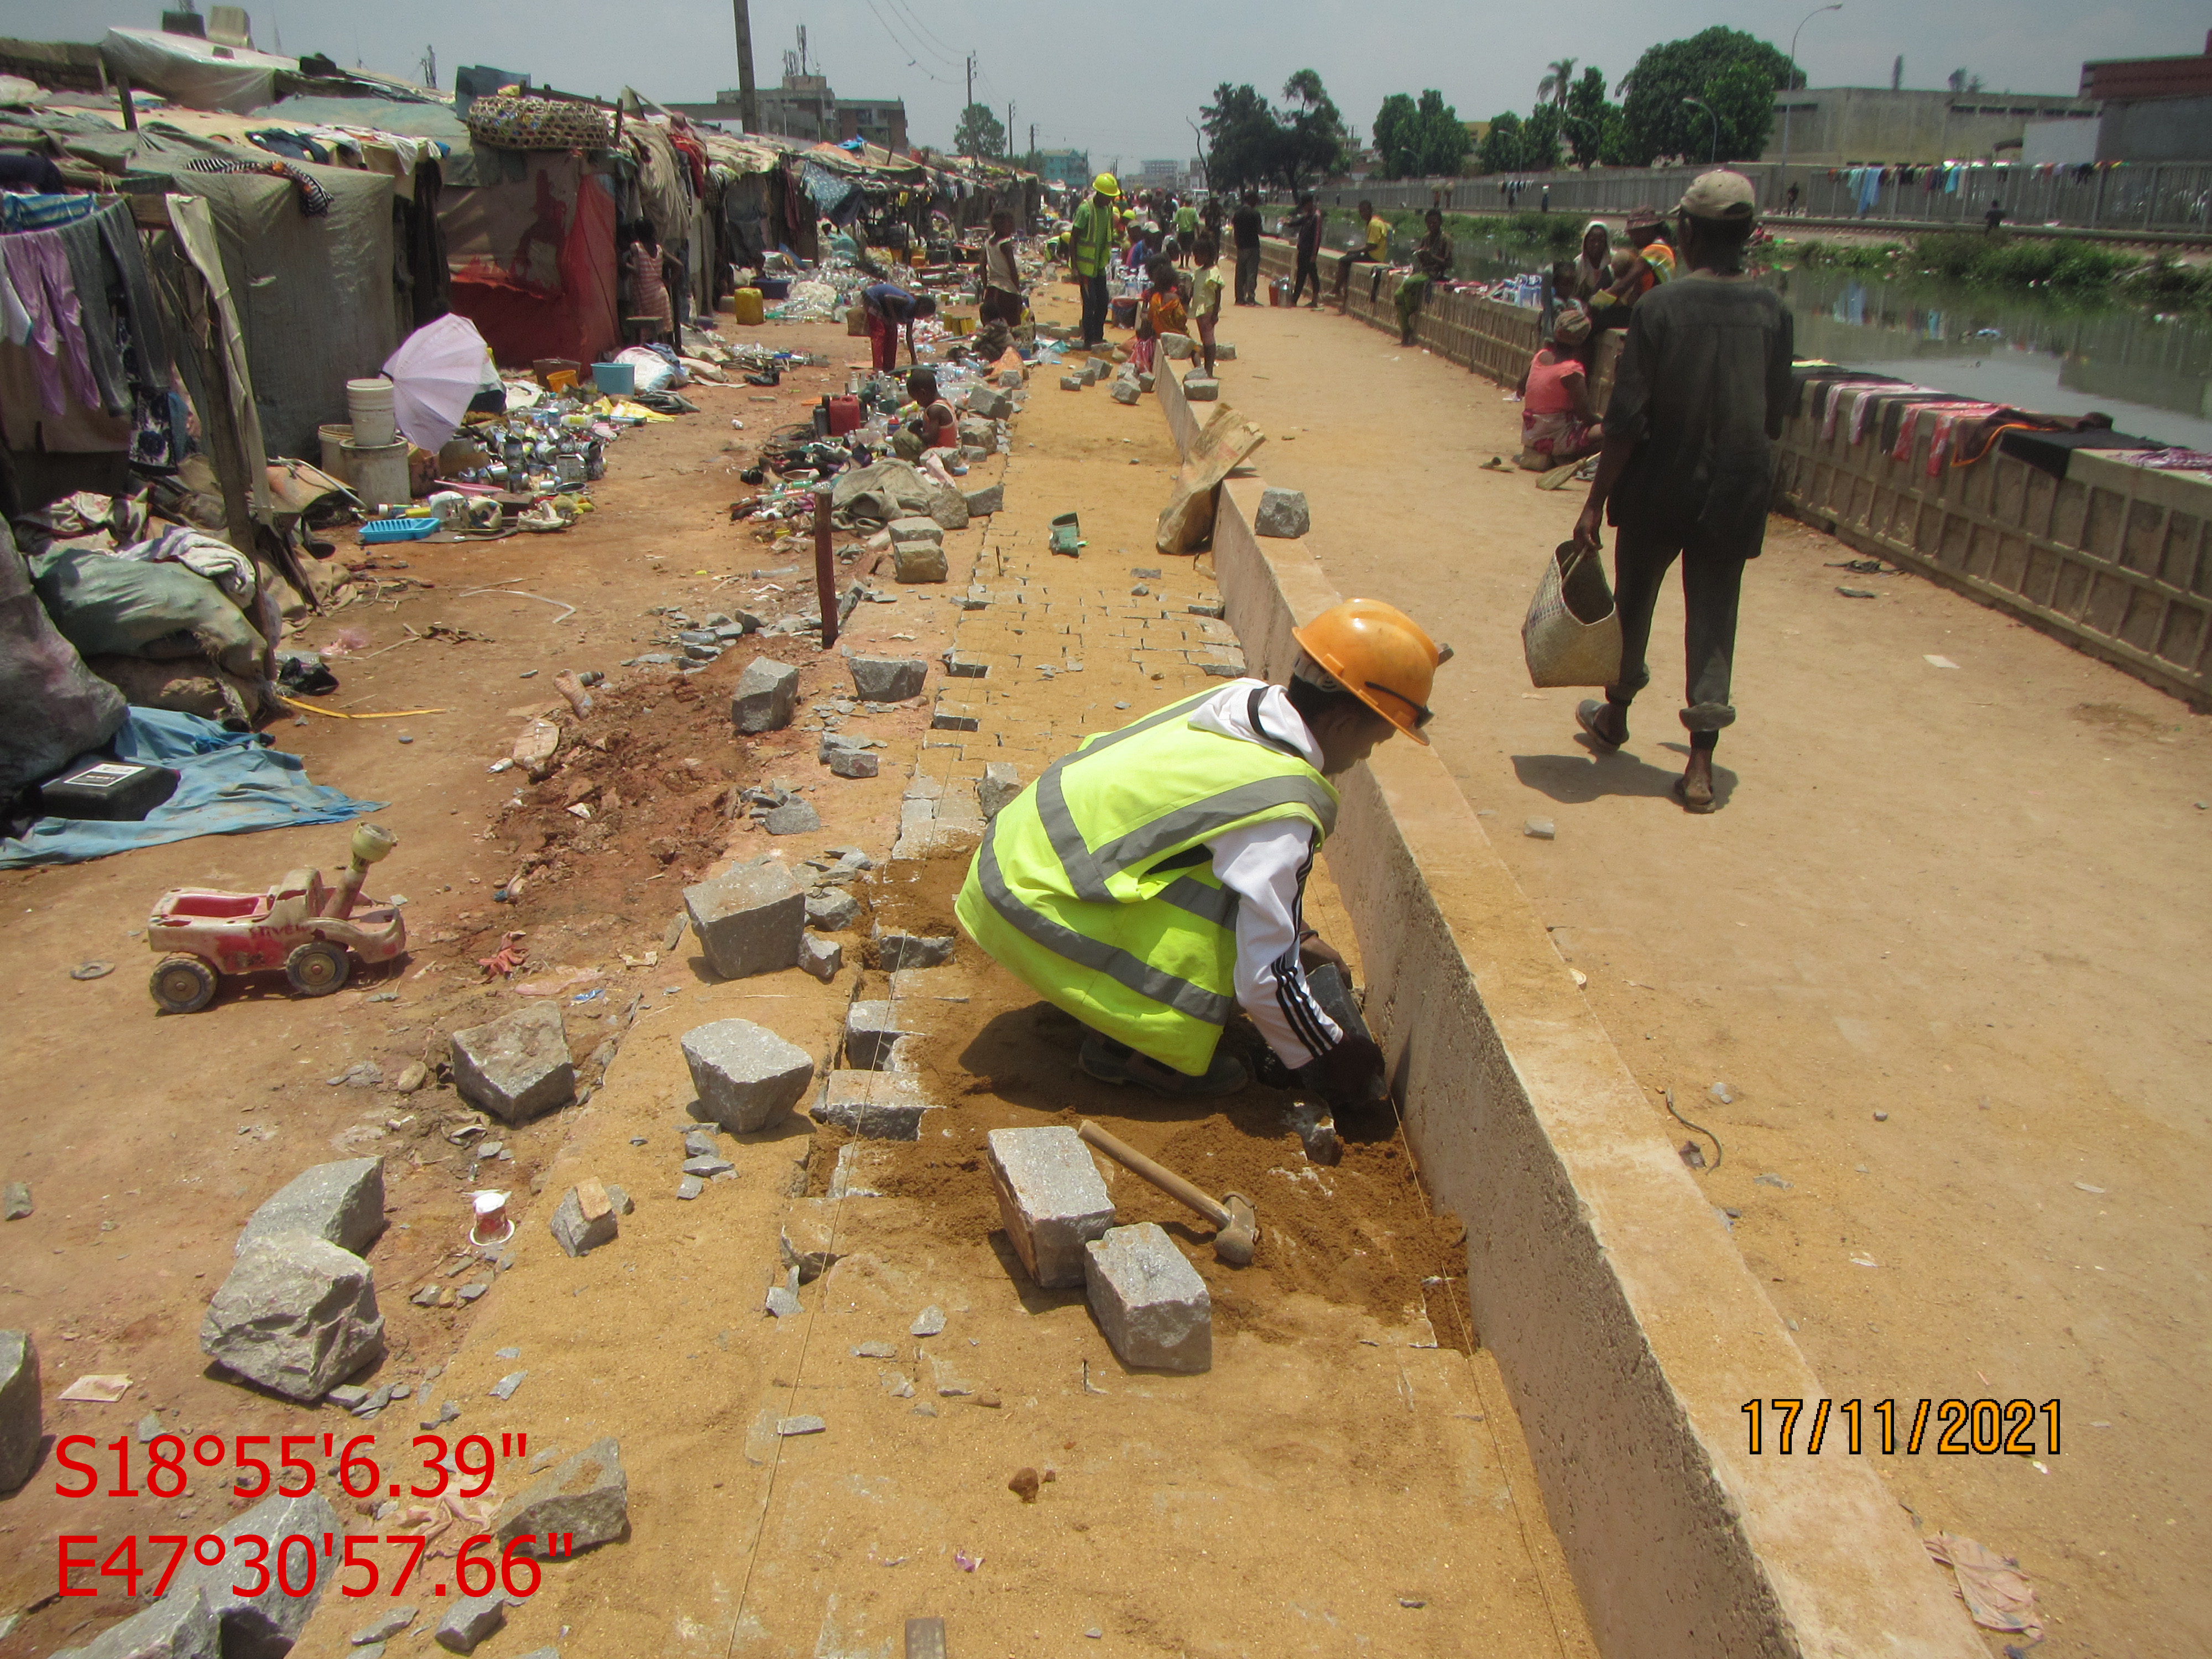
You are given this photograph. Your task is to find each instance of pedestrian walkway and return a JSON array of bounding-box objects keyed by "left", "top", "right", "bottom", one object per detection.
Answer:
[{"left": 1186, "top": 298, "right": 2212, "bottom": 1652}]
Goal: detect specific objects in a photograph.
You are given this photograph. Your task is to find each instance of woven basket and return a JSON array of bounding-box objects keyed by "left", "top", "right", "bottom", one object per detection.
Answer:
[
  {"left": 1522, "top": 540, "right": 1622, "bottom": 687},
  {"left": 463, "top": 93, "right": 614, "bottom": 152}
]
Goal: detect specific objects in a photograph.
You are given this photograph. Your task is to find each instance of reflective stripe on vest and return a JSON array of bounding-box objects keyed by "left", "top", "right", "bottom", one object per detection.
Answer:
[{"left": 953, "top": 690, "right": 1337, "bottom": 1074}]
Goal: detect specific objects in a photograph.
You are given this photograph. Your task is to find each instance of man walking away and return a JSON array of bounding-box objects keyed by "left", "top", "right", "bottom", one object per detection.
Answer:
[
  {"left": 1570, "top": 170, "right": 1794, "bottom": 813},
  {"left": 1071, "top": 173, "right": 1122, "bottom": 349},
  {"left": 1290, "top": 195, "right": 1323, "bottom": 307},
  {"left": 1174, "top": 195, "right": 1199, "bottom": 266},
  {"left": 1332, "top": 199, "right": 1388, "bottom": 310},
  {"left": 1231, "top": 190, "right": 1263, "bottom": 306}
]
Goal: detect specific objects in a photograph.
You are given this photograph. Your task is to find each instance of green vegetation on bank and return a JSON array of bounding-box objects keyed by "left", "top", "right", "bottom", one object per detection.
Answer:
[{"left": 1791, "top": 233, "right": 2212, "bottom": 310}]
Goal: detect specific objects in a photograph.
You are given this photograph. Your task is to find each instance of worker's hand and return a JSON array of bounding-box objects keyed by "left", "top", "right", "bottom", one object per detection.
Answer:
[
  {"left": 1298, "top": 1033, "right": 1387, "bottom": 1114},
  {"left": 1573, "top": 499, "right": 1604, "bottom": 551},
  {"left": 1297, "top": 932, "right": 1347, "bottom": 976}
]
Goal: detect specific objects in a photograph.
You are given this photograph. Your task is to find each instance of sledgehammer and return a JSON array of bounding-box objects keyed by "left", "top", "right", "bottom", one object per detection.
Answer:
[{"left": 1077, "top": 1120, "right": 1259, "bottom": 1266}]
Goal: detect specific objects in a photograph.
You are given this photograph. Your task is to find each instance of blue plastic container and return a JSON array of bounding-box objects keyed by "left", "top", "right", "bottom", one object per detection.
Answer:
[
  {"left": 591, "top": 361, "right": 635, "bottom": 396},
  {"left": 358, "top": 517, "right": 440, "bottom": 544}
]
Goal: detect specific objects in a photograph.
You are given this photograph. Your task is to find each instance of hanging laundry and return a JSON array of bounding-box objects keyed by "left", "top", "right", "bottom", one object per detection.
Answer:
[
  {"left": 1, "top": 229, "right": 100, "bottom": 417},
  {"left": 184, "top": 155, "right": 334, "bottom": 217},
  {"left": 0, "top": 194, "right": 95, "bottom": 233}
]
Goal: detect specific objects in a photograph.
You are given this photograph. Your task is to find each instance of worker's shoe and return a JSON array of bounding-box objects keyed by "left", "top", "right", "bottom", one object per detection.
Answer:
[{"left": 1080, "top": 1034, "right": 1248, "bottom": 1098}]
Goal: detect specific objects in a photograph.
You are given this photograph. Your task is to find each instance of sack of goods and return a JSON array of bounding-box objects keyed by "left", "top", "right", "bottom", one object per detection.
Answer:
[
  {"left": 463, "top": 93, "right": 614, "bottom": 151},
  {"left": 1521, "top": 540, "right": 1621, "bottom": 687}
]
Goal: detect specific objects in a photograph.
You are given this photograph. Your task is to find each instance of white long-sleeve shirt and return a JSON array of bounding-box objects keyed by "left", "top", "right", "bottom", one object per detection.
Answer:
[{"left": 1187, "top": 680, "right": 1344, "bottom": 1068}]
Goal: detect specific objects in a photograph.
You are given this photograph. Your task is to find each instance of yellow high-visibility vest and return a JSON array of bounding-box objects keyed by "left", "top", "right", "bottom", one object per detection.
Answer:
[{"left": 955, "top": 689, "right": 1338, "bottom": 1075}]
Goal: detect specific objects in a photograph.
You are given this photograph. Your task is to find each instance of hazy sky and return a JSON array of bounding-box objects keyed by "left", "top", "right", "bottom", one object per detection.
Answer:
[{"left": 15, "top": 0, "right": 2205, "bottom": 161}]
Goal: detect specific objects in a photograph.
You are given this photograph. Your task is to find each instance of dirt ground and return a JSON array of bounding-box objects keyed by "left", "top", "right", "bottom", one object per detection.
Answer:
[
  {"left": 0, "top": 295, "right": 1599, "bottom": 1659},
  {"left": 1209, "top": 295, "right": 2212, "bottom": 1655}
]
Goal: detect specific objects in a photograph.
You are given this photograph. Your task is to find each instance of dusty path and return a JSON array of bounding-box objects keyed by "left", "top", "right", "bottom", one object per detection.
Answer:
[{"left": 1201, "top": 295, "right": 2212, "bottom": 1655}]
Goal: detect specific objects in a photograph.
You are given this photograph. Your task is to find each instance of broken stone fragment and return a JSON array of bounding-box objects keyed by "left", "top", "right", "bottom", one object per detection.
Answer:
[
  {"left": 1253, "top": 486, "right": 1311, "bottom": 539},
  {"left": 1183, "top": 375, "right": 1220, "bottom": 401},
  {"left": 448, "top": 1004, "right": 574, "bottom": 1124},
  {"left": 0, "top": 1329, "right": 40, "bottom": 1491},
  {"left": 200, "top": 1235, "right": 384, "bottom": 1402},
  {"left": 842, "top": 1001, "right": 902, "bottom": 1072},
  {"left": 779, "top": 1198, "right": 842, "bottom": 1283},
  {"left": 806, "top": 888, "right": 860, "bottom": 931},
  {"left": 797, "top": 933, "right": 843, "bottom": 982},
  {"left": 163, "top": 1489, "right": 343, "bottom": 1657},
  {"left": 682, "top": 1018, "right": 816, "bottom": 1134},
  {"left": 2, "top": 1181, "right": 30, "bottom": 1219},
  {"left": 810, "top": 1071, "right": 937, "bottom": 1140},
  {"left": 976, "top": 762, "right": 1021, "bottom": 819},
  {"left": 1084, "top": 1222, "right": 1212, "bottom": 1373},
  {"left": 684, "top": 863, "right": 805, "bottom": 980},
  {"left": 825, "top": 744, "right": 881, "bottom": 778},
  {"left": 874, "top": 930, "right": 955, "bottom": 971},
  {"left": 730, "top": 658, "right": 799, "bottom": 734},
  {"left": 547, "top": 1182, "right": 618, "bottom": 1258},
  {"left": 986, "top": 1127, "right": 1116, "bottom": 1290},
  {"left": 847, "top": 654, "right": 927, "bottom": 702},
  {"left": 237, "top": 1158, "right": 385, "bottom": 1258},
  {"left": 349, "top": 1608, "right": 417, "bottom": 1646},
  {"left": 49, "top": 1583, "right": 220, "bottom": 1659},
  {"left": 433, "top": 1593, "right": 505, "bottom": 1655},
  {"left": 761, "top": 799, "right": 821, "bottom": 836},
  {"left": 962, "top": 482, "right": 1004, "bottom": 517},
  {"left": 1110, "top": 377, "right": 1140, "bottom": 405}
]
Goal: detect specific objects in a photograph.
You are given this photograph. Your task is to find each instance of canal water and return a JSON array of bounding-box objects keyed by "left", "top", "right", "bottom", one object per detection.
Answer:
[{"left": 1395, "top": 227, "right": 2212, "bottom": 452}]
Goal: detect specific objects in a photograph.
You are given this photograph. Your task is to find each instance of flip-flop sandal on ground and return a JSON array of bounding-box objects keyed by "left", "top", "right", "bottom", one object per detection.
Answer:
[
  {"left": 1535, "top": 463, "right": 1588, "bottom": 490},
  {"left": 1673, "top": 775, "right": 1717, "bottom": 813},
  {"left": 1575, "top": 699, "right": 1624, "bottom": 750}
]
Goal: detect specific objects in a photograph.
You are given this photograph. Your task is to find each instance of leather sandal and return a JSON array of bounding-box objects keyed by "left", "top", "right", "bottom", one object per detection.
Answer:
[{"left": 1576, "top": 699, "right": 1625, "bottom": 750}]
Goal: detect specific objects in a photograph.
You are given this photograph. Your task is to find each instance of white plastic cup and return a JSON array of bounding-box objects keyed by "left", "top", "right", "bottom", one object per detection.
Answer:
[{"left": 346, "top": 377, "right": 397, "bottom": 447}]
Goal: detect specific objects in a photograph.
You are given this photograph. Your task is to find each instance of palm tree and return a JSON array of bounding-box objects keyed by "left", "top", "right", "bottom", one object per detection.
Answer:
[{"left": 1537, "top": 59, "right": 1577, "bottom": 108}]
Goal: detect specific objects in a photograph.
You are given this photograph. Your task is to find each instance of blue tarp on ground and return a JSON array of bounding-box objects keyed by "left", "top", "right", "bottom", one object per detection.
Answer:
[{"left": 0, "top": 708, "right": 385, "bottom": 868}]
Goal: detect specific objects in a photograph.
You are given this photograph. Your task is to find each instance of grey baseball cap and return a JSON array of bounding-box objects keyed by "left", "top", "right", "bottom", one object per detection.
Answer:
[{"left": 1674, "top": 170, "right": 1758, "bottom": 221}]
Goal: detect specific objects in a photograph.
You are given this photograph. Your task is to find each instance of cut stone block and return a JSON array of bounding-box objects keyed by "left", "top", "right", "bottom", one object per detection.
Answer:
[
  {"left": 682, "top": 1018, "right": 816, "bottom": 1134},
  {"left": 161, "top": 1489, "right": 341, "bottom": 1659},
  {"left": 0, "top": 1329, "right": 39, "bottom": 1491},
  {"left": 985, "top": 1126, "right": 1115, "bottom": 1289},
  {"left": 843, "top": 1001, "right": 903, "bottom": 1072},
  {"left": 847, "top": 655, "right": 927, "bottom": 701},
  {"left": 1059, "top": 374, "right": 1083, "bottom": 392},
  {"left": 997, "top": 367, "right": 1024, "bottom": 387},
  {"left": 547, "top": 1183, "right": 618, "bottom": 1257},
  {"left": 811, "top": 1071, "right": 938, "bottom": 1140},
  {"left": 1138, "top": 371, "right": 1156, "bottom": 393},
  {"left": 731, "top": 658, "right": 799, "bottom": 734},
  {"left": 52, "top": 1585, "right": 221, "bottom": 1659},
  {"left": 1159, "top": 335, "right": 1193, "bottom": 361},
  {"left": 201, "top": 1235, "right": 383, "bottom": 1402},
  {"left": 761, "top": 799, "right": 820, "bottom": 836},
  {"left": 1254, "top": 486, "right": 1311, "bottom": 539},
  {"left": 797, "top": 934, "right": 843, "bottom": 982},
  {"left": 1183, "top": 375, "right": 1220, "bottom": 401},
  {"left": 806, "top": 888, "right": 860, "bottom": 931},
  {"left": 491, "top": 1436, "right": 627, "bottom": 1557},
  {"left": 825, "top": 744, "right": 881, "bottom": 778},
  {"left": 924, "top": 486, "right": 970, "bottom": 530},
  {"left": 930, "top": 696, "right": 979, "bottom": 732},
  {"left": 977, "top": 761, "right": 1021, "bottom": 818},
  {"left": 684, "top": 863, "right": 805, "bottom": 979},
  {"left": 874, "top": 930, "right": 955, "bottom": 970},
  {"left": 780, "top": 1198, "right": 842, "bottom": 1282},
  {"left": 957, "top": 417, "right": 997, "bottom": 453},
  {"left": 1110, "top": 377, "right": 1140, "bottom": 405},
  {"left": 1084, "top": 1222, "right": 1211, "bottom": 1373},
  {"left": 892, "top": 540, "right": 948, "bottom": 584},
  {"left": 1215, "top": 342, "right": 1238, "bottom": 361},
  {"left": 967, "top": 385, "right": 1013, "bottom": 420},
  {"left": 434, "top": 1593, "right": 504, "bottom": 1655},
  {"left": 237, "top": 1158, "right": 385, "bottom": 1258},
  {"left": 943, "top": 651, "right": 988, "bottom": 679},
  {"left": 449, "top": 1004, "right": 573, "bottom": 1124},
  {"left": 888, "top": 515, "right": 944, "bottom": 546},
  {"left": 963, "top": 482, "right": 1004, "bottom": 517}
]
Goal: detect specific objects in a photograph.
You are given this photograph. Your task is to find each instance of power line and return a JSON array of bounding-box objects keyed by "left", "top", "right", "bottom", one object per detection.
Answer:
[
  {"left": 878, "top": 0, "right": 962, "bottom": 64},
  {"left": 879, "top": 0, "right": 962, "bottom": 69},
  {"left": 857, "top": 0, "right": 957, "bottom": 85}
]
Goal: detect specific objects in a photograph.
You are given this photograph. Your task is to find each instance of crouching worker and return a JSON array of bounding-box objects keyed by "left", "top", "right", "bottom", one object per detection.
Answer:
[{"left": 954, "top": 599, "right": 1445, "bottom": 1116}]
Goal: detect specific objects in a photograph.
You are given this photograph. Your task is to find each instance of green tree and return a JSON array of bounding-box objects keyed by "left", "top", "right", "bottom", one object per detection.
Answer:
[
  {"left": 1537, "top": 58, "right": 1577, "bottom": 107},
  {"left": 1277, "top": 69, "right": 1350, "bottom": 191},
  {"left": 1563, "top": 65, "right": 1614, "bottom": 166},
  {"left": 1200, "top": 82, "right": 1277, "bottom": 191},
  {"left": 1412, "top": 89, "right": 1470, "bottom": 175},
  {"left": 1521, "top": 104, "right": 1564, "bottom": 171},
  {"left": 1373, "top": 92, "right": 1421, "bottom": 179},
  {"left": 1616, "top": 27, "right": 1792, "bottom": 166},
  {"left": 1477, "top": 111, "right": 1524, "bottom": 175},
  {"left": 953, "top": 102, "right": 1005, "bottom": 159}
]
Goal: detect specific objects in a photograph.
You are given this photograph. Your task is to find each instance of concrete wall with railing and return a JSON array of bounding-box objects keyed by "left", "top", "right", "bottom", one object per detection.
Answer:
[
  {"left": 1252, "top": 238, "right": 2212, "bottom": 706},
  {"left": 1279, "top": 159, "right": 2212, "bottom": 237}
]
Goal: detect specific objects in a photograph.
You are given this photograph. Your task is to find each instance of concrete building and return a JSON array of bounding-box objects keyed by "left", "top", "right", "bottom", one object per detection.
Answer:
[
  {"left": 2081, "top": 31, "right": 2212, "bottom": 161},
  {"left": 1764, "top": 86, "right": 2093, "bottom": 164},
  {"left": 669, "top": 70, "right": 906, "bottom": 152},
  {"left": 1034, "top": 148, "right": 1091, "bottom": 189}
]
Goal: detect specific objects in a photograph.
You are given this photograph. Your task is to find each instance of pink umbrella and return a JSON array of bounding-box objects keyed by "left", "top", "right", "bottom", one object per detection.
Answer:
[{"left": 380, "top": 315, "right": 495, "bottom": 452}]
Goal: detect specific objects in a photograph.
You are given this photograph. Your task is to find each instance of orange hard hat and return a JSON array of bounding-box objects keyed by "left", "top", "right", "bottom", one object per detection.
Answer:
[{"left": 1290, "top": 598, "right": 1444, "bottom": 745}]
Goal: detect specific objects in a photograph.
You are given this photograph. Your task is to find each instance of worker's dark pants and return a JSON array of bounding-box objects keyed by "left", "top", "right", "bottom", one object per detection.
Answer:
[
  {"left": 1078, "top": 274, "right": 1109, "bottom": 346},
  {"left": 1290, "top": 252, "right": 1320, "bottom": 305},
  {"left": 1605, "top": 519, "right": 1752, "bottom": 748},
  {"left": 1234, "top": 248, "right": 1259, "bottom": 304},
  {"left": 1333, "top": 249, "right": 1370, "bottom": 297}
]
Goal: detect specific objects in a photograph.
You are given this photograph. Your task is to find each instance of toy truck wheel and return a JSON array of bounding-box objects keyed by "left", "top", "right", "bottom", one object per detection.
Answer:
[
  {"left": 286, "top": 941, "right": 351, "bottom": 996},
  {"left": 150, "top": 954, "right": 218, "bottom": 1014}
]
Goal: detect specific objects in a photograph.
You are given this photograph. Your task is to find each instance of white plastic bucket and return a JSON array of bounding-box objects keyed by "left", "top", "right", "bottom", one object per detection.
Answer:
[
  {"left": 346, "top": 378, "right": 397, "bottom": 447},
  {"left": 343, "top": 438, "right": 410, "bottom": 512}
]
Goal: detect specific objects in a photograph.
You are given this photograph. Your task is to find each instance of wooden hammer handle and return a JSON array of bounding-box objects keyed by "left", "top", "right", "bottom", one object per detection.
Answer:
[{"left": 1078, "top": 1120, "right": 1229, "bottom": 1227}]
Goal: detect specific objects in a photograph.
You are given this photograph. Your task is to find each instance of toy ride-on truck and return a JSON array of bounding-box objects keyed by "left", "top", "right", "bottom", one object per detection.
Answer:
[{"left": 146, "top": 823, "right": 406, "bottom": 1013}]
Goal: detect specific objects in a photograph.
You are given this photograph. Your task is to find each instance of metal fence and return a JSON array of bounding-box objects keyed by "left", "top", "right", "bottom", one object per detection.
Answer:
[{"left": 1291, "top": 161, "right": 2212, "bottom": 236}]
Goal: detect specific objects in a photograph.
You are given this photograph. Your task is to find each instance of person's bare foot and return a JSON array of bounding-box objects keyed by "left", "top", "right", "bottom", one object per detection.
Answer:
[{"left": 1677, "top": 750, "right": 1716, "bottom": 813}]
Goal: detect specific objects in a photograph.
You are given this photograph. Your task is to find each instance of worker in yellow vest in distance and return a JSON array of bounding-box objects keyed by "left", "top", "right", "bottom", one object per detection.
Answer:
[
  {"left": 1067, "top": 172, "right": 1121, "bottom": 350},
  {"left": 956, "top": 599, "right": 1446, "bottom": 1114}
]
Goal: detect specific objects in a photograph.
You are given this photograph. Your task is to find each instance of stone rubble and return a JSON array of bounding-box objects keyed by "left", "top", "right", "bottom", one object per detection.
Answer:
[{"left": 491, "top": 1437, "right": 628, "bottom": 1556}]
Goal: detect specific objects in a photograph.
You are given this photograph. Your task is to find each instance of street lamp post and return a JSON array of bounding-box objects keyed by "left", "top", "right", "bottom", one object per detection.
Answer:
[
  {"left": 1681, "top": 97, "right": 1718, "bottom": 165},
  {"left": 1781, "top": 3, "right": 1843, "bottom": 208}
]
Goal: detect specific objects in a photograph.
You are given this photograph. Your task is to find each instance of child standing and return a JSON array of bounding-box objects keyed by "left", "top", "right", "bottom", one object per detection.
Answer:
[{"left": 1187, "top": 233, "right": 1224, "bottom": 377}]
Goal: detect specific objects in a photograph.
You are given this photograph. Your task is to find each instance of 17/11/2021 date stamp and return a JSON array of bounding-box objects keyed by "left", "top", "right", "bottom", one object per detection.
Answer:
[
  {"left": 56, "top": 1531, "right": 575, "bottom": 1600},
  {"left": 1741, "top": 1398, "right": 2062, "bottom": 1456}
]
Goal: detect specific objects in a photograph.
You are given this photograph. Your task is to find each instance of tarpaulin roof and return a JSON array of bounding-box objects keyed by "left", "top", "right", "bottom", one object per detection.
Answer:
[{"left": 100, "top": 26, "right": 298, "bottom": 114}]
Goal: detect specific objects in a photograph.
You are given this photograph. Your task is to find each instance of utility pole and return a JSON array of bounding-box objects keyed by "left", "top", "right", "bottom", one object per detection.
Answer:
[
  {"left": 731, "top": 0, "right": 759, "bottom": 132},
  {"left": 1006, "top": 100, "right": 1014, "bottom": 160},
  {"left": 1030, "top": 123, "right": 1036, "bottom": 170},
  {"left": 966, "top": 52, "right": 975, "bottom": 112}
]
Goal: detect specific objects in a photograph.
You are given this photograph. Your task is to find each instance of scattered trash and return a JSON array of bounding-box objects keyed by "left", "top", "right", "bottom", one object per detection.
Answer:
[
  {"left": 70, "top": 961, "right": 114, "bottom": 979},
  {"left": 1835, "top": 586, "right": 1879, "bottom": 599},
  {"left": 953, "top": 1550, "right": 982, "bottom": 1572},
  {"left": 1524, "top": 818, "right": 1556, "bottom": 840},
  {"left": 59, "top": 1373, "right": 132, "bottom": 1402},
  {"left": 1926, "top": 1533, "right": 2041, "bottom": 1640}
]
